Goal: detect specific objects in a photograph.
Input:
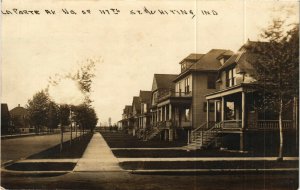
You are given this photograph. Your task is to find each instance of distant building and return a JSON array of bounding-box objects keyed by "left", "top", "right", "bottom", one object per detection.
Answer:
[
  {"left": 120, "top": 105, "right": 133, "bottom": 133},
  {"left": 1, "top": 103, "right": 12, "bottom": 135},
  {"left": 10, "top": 104, "right": 31, "bottom": 133}
]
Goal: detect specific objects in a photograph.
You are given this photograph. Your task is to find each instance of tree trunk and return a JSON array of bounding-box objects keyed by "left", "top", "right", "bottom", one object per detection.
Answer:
[
  {"left": 60, "top": 125, "right": 63, "bottom": 152},
  {"left": 70, "top": 122, "right": 72, "bottom": 146},
  {"left": 278, "top": 98, "right": 284, "bottom": 161},
  {"left": 75, "top": 123, "right": 77, "bottom": 139},
  {"left": 294, "top": 96, "right": 298, "bottom": 153}
]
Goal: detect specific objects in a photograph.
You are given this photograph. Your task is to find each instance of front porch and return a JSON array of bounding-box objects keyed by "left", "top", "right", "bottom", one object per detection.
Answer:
[
  {"left": 202, "top": 84, "right": 296, "bottom": 151},
  {"left": 148, "top": 90, "right": 193, "bottom": 141}
]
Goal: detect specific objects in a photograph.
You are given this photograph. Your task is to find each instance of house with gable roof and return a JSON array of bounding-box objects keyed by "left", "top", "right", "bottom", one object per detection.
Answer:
[
  {"left": 120, "top": 105, "right": 133, "bottom": 133},
  {"left": 136, "top": 90, "right": 152, "bottom": 139},
  {"left": 145, "top": 50, "right": 233, "bottom": 142},
  {"left": 187, "top": 41, "right": 298, "bottom": 153}
]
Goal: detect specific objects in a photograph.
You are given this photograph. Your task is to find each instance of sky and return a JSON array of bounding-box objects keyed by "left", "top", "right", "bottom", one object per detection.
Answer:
[{"left": 1, "top": 0, "right": 299, "bottom": 125}]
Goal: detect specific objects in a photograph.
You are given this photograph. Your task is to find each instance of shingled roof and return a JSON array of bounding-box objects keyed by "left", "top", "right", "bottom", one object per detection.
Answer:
[
  {"left": 174, "top": 49, "right": 233, "bottom": 82},
  {"left": 123, "top": 105, "right": 132, "bottom": 114},
  {"left": 132, "top": 96, "right": 141, "bottom": 112},
  {"left": 139, "top": 90, "right": 152, "bottom": 104},
  {"left": 179, "top": 53, "right": 204, "bottom": 64},
  {"left": 10, "top": 105, "right": 28, "bottom": 117},
  {"left": 152, "top": 74, "right": 177, "bottom": 91},
  {"left": 218, "top": 41, "right": 262, "bottom": 77},
  {"left": 192, "top": 49, "right": 234, "bottom": 71}
]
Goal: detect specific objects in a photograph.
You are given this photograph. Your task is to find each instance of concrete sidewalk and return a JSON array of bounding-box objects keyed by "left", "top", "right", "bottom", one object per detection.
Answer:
[{"left": 73, "top": 133, "right": 122, "bottom": 172}]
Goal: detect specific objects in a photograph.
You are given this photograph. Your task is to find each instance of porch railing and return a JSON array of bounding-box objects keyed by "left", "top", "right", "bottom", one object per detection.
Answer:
[
  {"left": 220, "top": 120, "right": 242, "bottom": 129},
  {"left": 157, "top": 89, "right": 192, "bottom": 101},
  {"left": 248, "top": 120, "right": 293, "bottom": 130}
]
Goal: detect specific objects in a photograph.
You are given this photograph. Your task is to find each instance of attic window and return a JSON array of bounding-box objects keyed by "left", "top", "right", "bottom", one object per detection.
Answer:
[
  {"left": 220, "top": 58, "right": 225, "bottom": 65},
  {"left": 181, "top": 63, "right": 186, "bottom": 70}
]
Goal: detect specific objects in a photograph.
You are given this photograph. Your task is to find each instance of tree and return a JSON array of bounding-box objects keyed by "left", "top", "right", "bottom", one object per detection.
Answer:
[
  {"left": 27, "top": 90, "right": 51, "bottom": 133},
  {"left": 60, "top": 105, "right": 71, "bottom": 127},
  {"left": 245, "top": 20, "right": 299, "bottom": 160},
  {"left": 47, "top": 101, "right": 60, "bottom": 132},
  {"left": 73, "top": 104, "right": 98, "bottom": 133}
]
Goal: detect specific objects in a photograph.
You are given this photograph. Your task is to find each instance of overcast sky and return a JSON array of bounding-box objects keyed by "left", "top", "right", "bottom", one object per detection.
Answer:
[{"left": 1, "top": 0, "right": 298, "bottom": 125}]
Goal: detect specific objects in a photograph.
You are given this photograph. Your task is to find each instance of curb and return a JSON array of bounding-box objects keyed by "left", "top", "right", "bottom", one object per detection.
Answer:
[
  {"left": 1, "top": 168, "right": 71, "bottom": 177},
  {"left": 128, "top": 168, "right": 299, "bottom": 175}
]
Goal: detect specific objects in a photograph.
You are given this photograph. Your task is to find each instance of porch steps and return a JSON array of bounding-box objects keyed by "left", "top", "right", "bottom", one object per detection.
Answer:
[
  {"left": 146, "top": 127, "right": 162, "bottom": 141},
  {"left": 186, "top": 122, "right": 221, "bottom": 150}
]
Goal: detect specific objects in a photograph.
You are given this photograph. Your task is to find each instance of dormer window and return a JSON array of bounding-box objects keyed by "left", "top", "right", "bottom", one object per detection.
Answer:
[
  {"left": 220, "top": 58, "right": 225, "bottom": 65},
  {"left": 181, "top": 63, "right": 186, "bottom": 70},
  {"left": 226, "top": 68, "right": 236, "bottom": 87}
]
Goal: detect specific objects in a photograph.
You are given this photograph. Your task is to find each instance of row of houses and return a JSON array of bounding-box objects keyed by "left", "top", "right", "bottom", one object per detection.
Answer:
[{"left": 119, "top": 41, "right": 298, "bottom": 152}]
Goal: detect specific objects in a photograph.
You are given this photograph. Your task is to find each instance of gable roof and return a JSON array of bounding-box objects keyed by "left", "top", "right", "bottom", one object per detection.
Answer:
[
  {"left": 139, "top": 90, "right": 152, "bottom": 104},
  {"left": 152, "top": 74, "right": 177, "bottom": 91},
  {"left": 174, "top": 49, "right": 233, "bottom": 82},
  {"left": 193, "top": 49, "right": 234, "bottom": 71},
  {"left": 218, "top": 41, "right": 262, "bottom": 76},
  {"left": 132, "top": 96, "right": 141, "bottom": 112},
  {"left": 123, "top": 105, "right": 132, "bottom": 114}
]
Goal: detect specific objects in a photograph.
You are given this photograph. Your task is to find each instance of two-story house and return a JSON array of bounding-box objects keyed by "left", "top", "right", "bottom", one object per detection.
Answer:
[
  {"left": 146, "top": 74, "right": 178, "bottom": 140},
  {"left": 132, "top": 96, "right": 141, "bottom": 136},
  {"left": 148, "top": 50, "right": 233, "bottom": 142},
  {"left": 189, "top": 41, "right": 297, "bottom": 153},
  {"left": 120, "top": 105, "right": 133, "bottom": 133},
  {"left": 136, "top": 90, "right": 152, "bottom": 139},
  {"left": 10, "top": 104, "right": 31, "bottom": 133}
]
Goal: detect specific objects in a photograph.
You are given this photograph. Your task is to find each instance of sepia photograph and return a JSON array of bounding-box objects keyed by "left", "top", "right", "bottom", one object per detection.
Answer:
[{"left": 1, "top": 0, "right": 299, "bottom": 189}]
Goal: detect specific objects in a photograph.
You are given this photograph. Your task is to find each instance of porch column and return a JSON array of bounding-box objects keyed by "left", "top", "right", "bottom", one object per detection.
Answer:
[
  {"left": 164, "top": 105, "right": 167, "bottom": 121},
  {"left": 240, "top": 91, "right": 246, "bottom": 151},
  {"left": 164, "top": 129, "right": 168, "bottom": 141},
  {"left": 206, "top": 100, "right": 209, "bottom": 127},
  {"left": 160, "top": 107, "right": 163, "bottom": 122},
  {"left": 214, "top": 101, "right": 217, "bottom": 122},
  {"left": 221, "top": 97, "right": 225, "bottom": 122},
  {"left": 169, "top": 104, "right": 172, "bottom": 122},
  {"left": 169, "top": 129, "right": 173, "bottom": 141},
  {"left": 242, "top": 92, "right": 245, "bottom": 129}
]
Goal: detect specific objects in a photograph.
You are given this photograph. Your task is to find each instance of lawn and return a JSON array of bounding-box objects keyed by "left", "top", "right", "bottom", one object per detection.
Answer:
[
  {"left": 100, "top": 131, "right": 186, "bottom": 148},
  {"left": 120, "top": 160, "right": 299, "bottom": 170},
  {"left": 27, "top": 133, "right": 93, "bottom": 159}
]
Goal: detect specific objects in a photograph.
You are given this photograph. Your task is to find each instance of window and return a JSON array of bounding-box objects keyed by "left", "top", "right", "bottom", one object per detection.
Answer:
[
  {"left": 207, "top": 75, "right": 216, "bottom": 89},
  {"left": 184, "top": 77, "right": 190, "bottom": 94},
  {"left": 181, "top": 63, "right": 186, "bottom": 71},
  {"left": 178, "top": 82, "right": 182, "bottom": 96},
  {"left": 203, "top": 102, "right": 215, "bottom": 112},
  {"left": 226, "top": 68, "right": 236, "bottom": 87},
  {"left": 185, "top": 109, "right": 190, "bottom": 121},
  {"left": 152, "top": 92, "right": 157, "bottom": 105},
  {"left": 225, "top": 101, "right": 235, "bottom": 120}
]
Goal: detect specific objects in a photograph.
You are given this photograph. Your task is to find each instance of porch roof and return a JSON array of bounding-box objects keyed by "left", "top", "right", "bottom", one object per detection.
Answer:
[
  {"left": 157, "top": 97, "right": 192, "bottom": 107},
  {"left": 205, "top": 83, "right": 257, "bottom": 100}
]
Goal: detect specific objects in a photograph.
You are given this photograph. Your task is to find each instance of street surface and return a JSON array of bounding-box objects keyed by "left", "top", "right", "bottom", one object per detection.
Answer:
[{"left": 1, "top": 132, "right": 82, "bottom": 164}]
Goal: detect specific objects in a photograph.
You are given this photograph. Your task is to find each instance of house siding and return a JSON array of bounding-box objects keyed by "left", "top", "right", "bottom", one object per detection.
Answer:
[{"left": 192, "top": 72, "right": 218, "bottom": 128}]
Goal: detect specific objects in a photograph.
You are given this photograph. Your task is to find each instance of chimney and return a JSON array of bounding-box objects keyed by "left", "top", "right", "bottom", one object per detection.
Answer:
[{"left": 18, "top": 104, "right": 20, "bottom": 107}]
